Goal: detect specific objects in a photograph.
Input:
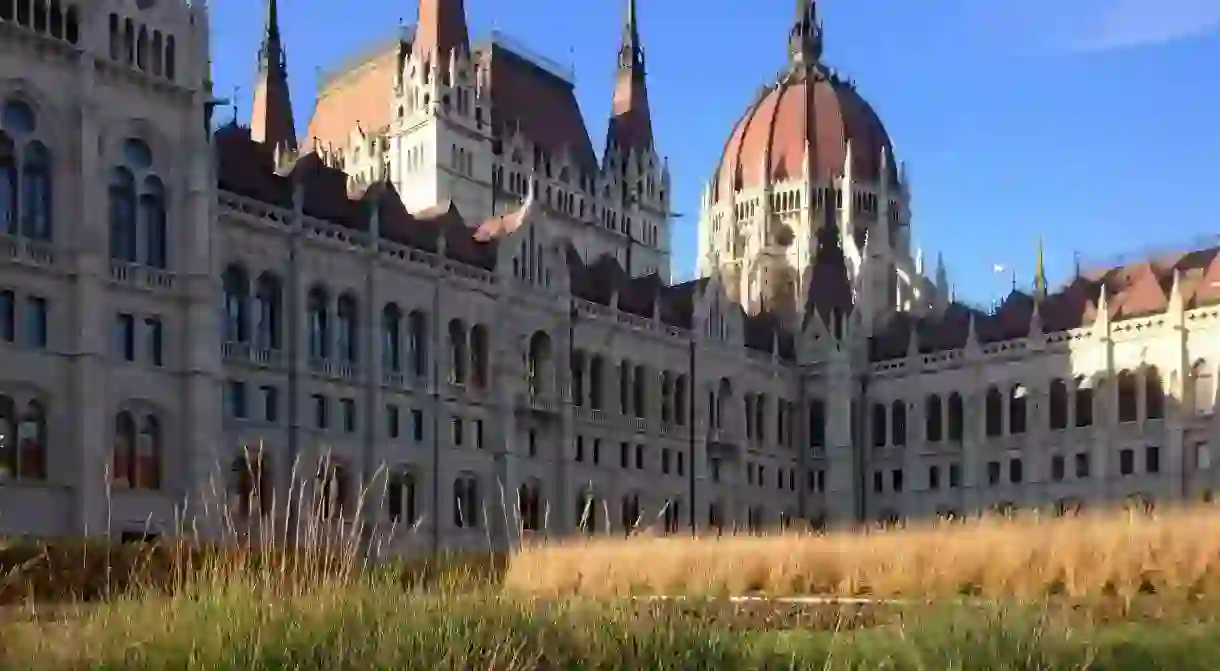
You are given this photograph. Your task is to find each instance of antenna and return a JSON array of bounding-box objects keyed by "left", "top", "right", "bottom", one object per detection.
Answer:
[{"left": 231, "top": 85, "right": 240, "bottom": 123}]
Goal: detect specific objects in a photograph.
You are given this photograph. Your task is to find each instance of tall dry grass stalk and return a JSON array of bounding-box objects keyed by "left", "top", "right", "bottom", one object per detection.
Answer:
[{"left": 504, "top": 506, "right": 1220, "bottom": 605}]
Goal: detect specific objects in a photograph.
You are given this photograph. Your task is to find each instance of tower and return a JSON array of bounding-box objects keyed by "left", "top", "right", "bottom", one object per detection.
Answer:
[{"left": 250, "top": 0, "right": 298, "bottom": 166}]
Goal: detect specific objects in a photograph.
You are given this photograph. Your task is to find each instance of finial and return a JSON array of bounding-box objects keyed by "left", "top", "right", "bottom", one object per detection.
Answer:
[{"left": 1034, "top": 236, "right": 1047, "bottom": 298}]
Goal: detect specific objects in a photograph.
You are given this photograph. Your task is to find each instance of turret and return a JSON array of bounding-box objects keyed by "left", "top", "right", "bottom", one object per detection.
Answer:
[
  {"left": 250, "top": 0, "right": 298, "bottom": 163},
  {"left": 605, "top": 0, "right": 654, "bottom": 161}
]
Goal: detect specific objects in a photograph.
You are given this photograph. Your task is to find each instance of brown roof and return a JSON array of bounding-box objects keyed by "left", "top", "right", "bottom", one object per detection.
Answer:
[
  {"left": 803, "top": 202, "right": 855, "bottom": 330},
  {"left": 869, "top": 245, "right": 1220, "bottom": 362},
  {"left": 606, "top": 67, "right": 653, "bottom": 156},
  {"left": 303, "top": 43, "right": 403, "bottom": 153},
  {"left": 414, "top": 0, "right": 470, "bottom": 70},
  {"left": 714, "top": 65, "right": 896, "bottom": 198}
]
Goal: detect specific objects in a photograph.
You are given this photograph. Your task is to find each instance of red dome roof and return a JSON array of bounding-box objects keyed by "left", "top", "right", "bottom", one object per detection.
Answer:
[{"left": 714, "top": 66, "right": 897, "bottom": 196}]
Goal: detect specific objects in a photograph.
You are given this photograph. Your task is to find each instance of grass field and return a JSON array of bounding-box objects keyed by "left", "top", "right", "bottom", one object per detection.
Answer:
[{"left": 6, "top": 499, "right": 1220, "bottom": 668}]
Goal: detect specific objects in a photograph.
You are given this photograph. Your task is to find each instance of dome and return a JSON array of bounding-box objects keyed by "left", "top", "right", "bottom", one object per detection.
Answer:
[{"left": 713, "top": 65, "right": 897, "bottom": 197}]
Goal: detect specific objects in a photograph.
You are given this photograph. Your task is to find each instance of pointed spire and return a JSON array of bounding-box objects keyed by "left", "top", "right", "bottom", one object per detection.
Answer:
[
  {"left": 1034, "top": 237, "right": 1048, "bottom": 298},
  {"left": 789, "top": 0, "right": 823, "bottom": 69},
  {"left": 414, "top": 0, "right": 470, "bottom": 77},
  {"left": 250, "top": 0, "right": 298, "bottom": 158},
  {"left": 606, "top": 0, "right": 653, "bottom": 158},
  {"left": 803, "top": 193, "right": 855, "bottom": 330}
]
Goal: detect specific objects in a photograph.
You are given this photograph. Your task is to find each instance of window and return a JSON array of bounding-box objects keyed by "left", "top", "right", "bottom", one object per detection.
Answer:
[
  {"left": 412, "top": 409, "right": 424, "bottom": 442},
  {"left": 314, "top": 458, "right": 348, "bottom": 520},
  {"left": 1119, "top": 448, "right": 1134, "bottom": 476},
  {"left": 1145, "top": 368, "right": 1164, "bottom": 420},
  {"left": 1075, "top": 380, "right": 1094, "bottom": 427},
  {"left": 947, "top": 393, "right": 964, "bottom": 443},
  {"left": 1075, "top": 452, "right": 1090, "bottom": 479},
  {"left": 109, "top": 139, "right": 165, "bottom": 267},
  {"left": 115, "top": 313, "right": 135, "bottom": 361},
  {"left": 1145, "top": 445, "right": 1160, "bottom": 474},
  {"left": 408, "top": 311, "right": 428, "bottom": 376},
  {"left": 451, "top": 416, "right": 463, "bottom": 446},
  {"left": 1198, "top": 443, "right": 1212, "bottom": 471},
  {"left": 871, "top": 403, "right": 887, "bottom": 448},
  {"left": 222, "top": 265, "right": 249, "bottom": 344},
  {"left": 527, "top": 429, "right": 537, "bottom": 457},
  {"left": 313, "top": 395, "right": 328, "bottom": 430},
  {"left": 0, "top": 397, "right": 47, "bottom": 481},
  {"left": 635, "top": 444, "right": 644, "bottom": 469},
  {"left": 891, "top": 400, "right": 906, "bottom": 447},
  {"left": 470, "top": 325, "right": 489, "bottom": 389},
  {"left": 231, "top": 451, "right": 270, "bottom": 519},
  {"left": 386, "top": 405, "right": 400, "bottom": 439},
  {"left": 1009, "top": 458, "right": 1023, "bottom": 484},
  {"left": 1193, "top": 360, "right": 1215, "bottom": 415},
  {"left": 620, "top": 442, "right": 629, "bottom": 468},
  {"left": 112, "top": 410, "right": 159, "bottom": 490},
  {"left": 1117, "top": 371, "right": 1138, "bottom": 423},
  {"left": 809, "top": 398, "right": 826, "bottom": 448},
  {"left": 475, "top": 419, "right": 483, "bottom": 449},
  {"left": 254, "top": 274, "right": 282, "bottom": 351},
  {"left": 925, "top": 394, "right": 943, "bottom": 442},
  {"left": 337, "top": 294, "right": 359, "bottom": 365},
  {"left": 454, "top": 474, "right": 479, "bottom": 528},
  {"left": 1009, "top": 385, "right": 1028, "bottom": 435},
  {"left": 261, "top": 386, "right": 279, "bottom": 423},
  {"left": 227, "top": 380, "right": 247, "bottom": 419},
  {"left": 985, "top": 387, "right": 1003, "bottom": 437},
  {"left": 1, "top": 102, "right": 54, "bottom": 242},
  {"left": 0, "top": 290, "right": 12, "bottom": 342},
  {"left": 1049, "top": 378, "right": 1068, "bottom": 430},
  {"left": 592, "top": 439, "right": 601, "bottom": 465},
  {"left": 928, "top": 465, "right": 940, "bottom": 490},
  {"left": 677, "top": 451, "right": 685, "bottom": 477},
  {"left": 872, "top": 470, "right": 883, "bottom": 493},
  {"left": 25, "top": 296, "right": 46, "bottom": 349},
  {"left": 949, "top": 463, "right": 961, "bottom": 488},
  {"left": 519, "top": 480, "right": 542, "bottom": 531},
  {"left": 661, "top": 448, "right": 670, "bottom": 474},
  {"left": 448, "top": 319, "right": 467, "bottom": 384},
  {"left": 307, "top": 286, "right": 329, "bottom": 360},
  {"left": 388, "top": 471, "right": 418, "bottom": 525},
  {"left": 892, "top": 469, "right": 904, "bottom": 492},
  {"left": 987, "top": 461, "right": 1001, "bottom": 485},
  {"left": 145, "top": 317, "right": 162, "bottom": 366},
  {"left": 339, "top": 399, "right": 355, "bottom": 433},
  {"left": 1051, "top": 455, "right": 1065, "bottom": 481},
  {"left": 575, "top": 435, "right": 584, "bottom": 462}
]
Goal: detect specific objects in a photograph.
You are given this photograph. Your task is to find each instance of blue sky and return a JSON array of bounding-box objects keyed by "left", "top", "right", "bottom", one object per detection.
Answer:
[{"left": 209, "top": 0, "right": 1220, "bottom": 305}]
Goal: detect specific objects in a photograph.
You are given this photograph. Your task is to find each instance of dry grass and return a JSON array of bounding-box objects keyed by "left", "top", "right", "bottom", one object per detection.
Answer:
[{"left": 505, "top": 506, "right": 1220, "bottom": 606}]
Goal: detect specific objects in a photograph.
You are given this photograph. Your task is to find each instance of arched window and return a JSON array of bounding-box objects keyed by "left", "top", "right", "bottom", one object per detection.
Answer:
[
  {"left": 307, "top": 286, "right": 330, "bottom": 360},
  {"left": 633, "top": 363, "right": 646, "bottom": 418},
  {"left": 891, "top": 400, "right": 906, "bottom": 447},
  {"left": 254, "top": 273, "right": 282, "bottom": 351},
  {"left": 1074, "top": 377, "right": 1094, "bottom": 427},
  {"left": 0, "top": 395, "right": 14, "bottom": 479},
  {"left": 985, "top": 386, "right": 1003, "bottom": 437},
  {"left": 136, "top": 25, "right": 148, "bottom": 70},
  {"left": 140, "top": 176, "right": 166, "bottom": 268},
  {"left": 64, "top": 5, "right": 79, "bottom": 44},
  {"left": 809, "top": 396, "right": 826, "bottom": 448},
  {"left": 674, "top": 375, "right": 688, "bottom": 426},
  {"left": 871, "top": 403, "right": 887, "bottom": 448},
  {"left": 1009, "top": 384, "right": 1027, "bottom": 435},
  {"left": 947, "top": 392, "right": 964, "bottom": 443},
  {"left": 16, "top": 399, "right": 46, "bottom": 480},
  {"left": 315, "top": 456, "right": 348, "bottom": 521},
  {"left": 528, "top": 331, "right": 553, "bottom": 396},
  {"left": 221, "top": 265, "right": 249, "bottom": 344},
  {"left": 1049, "top": 378, "right": 1068, "bottom": 430},
  {"left": 470, "top": 324, "right": 489, "bottom": 389},
  {"left": 447, "top": 319, "right": 467, "bottom": 384},
  {"left": 136, "top": 414, "right": 160, "bottom": 490},
  {"left": 453, "top": 473, "right": 479, "bottom": 528},
  {"left": 1145, "top": 366, "right": 1164, "bottom": 420},
  {"left": 336, "top": 293, "right": 359, "bottom": 365},
  {"left": 20, "top": 141, "right": 51, "bottom": 240},
  {"left": 754, "top": 393, "right": 767, "bottom": 443},
  {"left": 577, "top": 488, "right": 597, "bottom": 535},
  {"left": 1117, "top": 371, "right": 1138, "bottom": 423},
  {"left": 518, "top": 480, "right": 542, "bottom": 532},
  {"left": 588, "top": 355, "right": 604, "bottom": 410},
  {"left": 388, "top": 469, "right": 418, "bottom": 525},
  {"left": 382, "top": 303, "right": 402, "bottom": 373},
  {"left": 108, "top": 167, "right": 137, "bottom": 262},
  {"left": 0, "top": 132, "right": 15, "bottom": 235},
  {"left": 1193, "top": 360, "right": 1215, "bottom": 415},
  {"left": 659, "top": 371, "right": 671, "bottom": 423},
  {"left": 408, "top": 310, "right": 427, "bottom": 376},
  {"left": 232, "top": 449, "right": 271, "bottom": 519},
  {"left": 165, "top": 35, "right": 176, "bottom": 80},
  {"left": 570, "top": 350, "right": 586, "bottom": 406},
  {"left": 925, "top": 394, "right": 943, "bottom": 443},
  {"left": 619, "top": 362, "right": 631, "bottom": 414},
  {"left": 112, "top": 411, "right": 136, "bottom": 487}
]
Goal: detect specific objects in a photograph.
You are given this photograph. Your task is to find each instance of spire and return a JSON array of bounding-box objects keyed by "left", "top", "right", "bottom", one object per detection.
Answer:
[
  {"left": 789, "top": 0, "right": 823, "bottom": 69},
  {"left": 606, "top": 0, "right": 653, "bottom": 157},
  {"left": 414, "top": 0, "right": 470, "bottom": 76},
  {"left": 250, "top": 0, "right": 298, "bottom": 157},
  {"left": 1034, "top": 237, "right": 1048, "bottom": 298},
  {"left": 803, "top": 199, "right": 855, "bottom": 332}
]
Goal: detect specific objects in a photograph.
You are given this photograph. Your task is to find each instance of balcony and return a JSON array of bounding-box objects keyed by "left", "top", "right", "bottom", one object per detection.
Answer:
[
  {"left": 633, "top": 416, "right": 648, "bottom": 434},
  {"left": 0, "top": 235, "right": 55, "bottom": 267},
  {"left": 110, "top": 261, "right": 176, "bottom": 291},
  {"left": 521, "top": 392, "right": 557, "bottom": 414},
  {"left": 574, "top": 406, "right": 606, "bottom": 424}
]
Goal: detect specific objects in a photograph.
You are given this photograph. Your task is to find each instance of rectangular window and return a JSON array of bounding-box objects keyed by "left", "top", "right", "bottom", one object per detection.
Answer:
[
  {"left": 451, "top": 417, "right": 463, "bottom": 446},
  {"left": 115, "top": 313, "right": 135, "bottom": 361},
  {"left": 747, "top": 462, "right": 755, "bottom": 485},
  {"left": 0, "top": 290, "right": 13, "bottom": 342},
  {"left": 341, "top": 399, "right": 356, "bottom": 433},
  {"left": 1010, "top": 458, "right": 1023, "bottom": 484},
  {"left": 25, "top": 296, "right": 46, "bottom": 349},
  {"left": 872, "top": 470, "right": 884, "bottom": 493},
  {"left": 575, "top": 436, "right": 584, "bottom": 462},
  {"left": 1198, "top": 443, "right": 1212, "bottom": 471},
  {"left": 314, "top": 394, "right": 328, "bottom": 430},
  {"left": 1051, "top": 455, "right": 1065, "bottom": 482},
  {"left": 711, "top": 458, "right": 721, "bottom": 484},
  {"left": 528, "top": 429, "right": 537, "bottom": 457},
  {"left": 145, "top": 317, "right": 163, "bottom": 366},
  {"left": 592, "top": 438, "right": 601, "bottom": 465},
  {"left": 1146, "top": 446, "right": 1160, "bottom": 474},
  {"left": 475, "top": 419, "right": 484, "bottom": 449},
  {"left": 928, "top": 465, "right": 940, "bottom": 490},
  {"left": 261, "top": 385, "right": 278, "bottom": 423},
  {"left": 1075, "top": 452, "right": 1090, "bottom": 479},
  {"left": 412, "top": 409, "right": 424, "bottom": 442},
  {"left": 892, "top": 468, "right": 904, "bottom": 493},
  {"left": 677, "top": 451, "right": 684, "bottom": 477},
  {"left": 987, "top": 461, "right": 1001, "bottom": 486},
  {"left": 817, "top": 469, "right": 826, "bottom": 492},
  {"left": 661, "top": 448, "right": 670, "bottom": 474},
  {"left": 620, "top": 442, "right": 629, "bottom": 468},
  {"left": 387, "top": 404, "right": 400, "bottom": 439},
  {"left": 1119, "top": 448, "right": 1134, "bottom": 476},
  {"left": 635, "top": 444, "right": 644, "bottom": 470},
  {"left": 949, "top": 463, "right": 961, "bottom": 489},
  {"left": 227, "top": 380, "right": 247, "bottom": 419}
]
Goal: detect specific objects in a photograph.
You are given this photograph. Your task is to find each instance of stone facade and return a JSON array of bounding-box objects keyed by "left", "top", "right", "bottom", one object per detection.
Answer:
[{"left": 0, "top": 0, "right": 1217, "bottom": 552}]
